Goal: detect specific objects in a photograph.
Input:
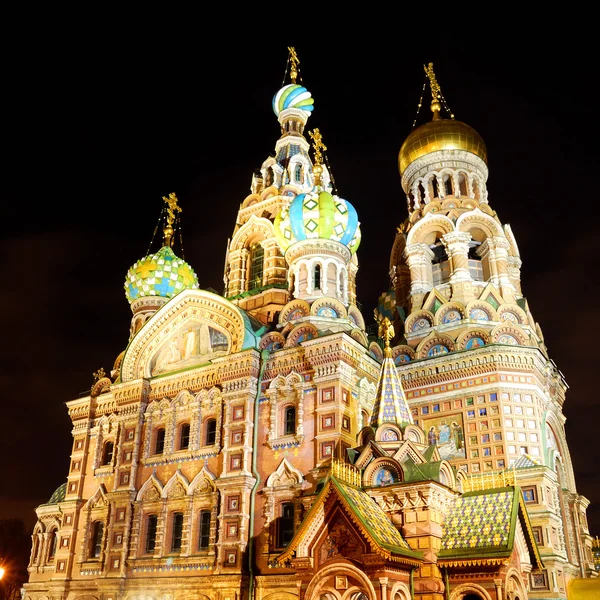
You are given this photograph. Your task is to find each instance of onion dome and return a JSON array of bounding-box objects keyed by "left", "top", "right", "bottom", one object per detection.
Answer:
[
  {"left": 272, "top": 83, "right": 314, "bottom": 117},
  {"left": 125, "top": 245, "right": 199, "bottom": 303},
  {"left": 398, "top": 118, "right": 487, "bottom": 175},
  {"left": 274, "top": 188, "right": 361, "bottom": 254},
  {"left": 125, "top": 192, "right": 199, "bottom": 305},
  {"left": 398, "top": 62, "right": 487, "bottom": 175}
]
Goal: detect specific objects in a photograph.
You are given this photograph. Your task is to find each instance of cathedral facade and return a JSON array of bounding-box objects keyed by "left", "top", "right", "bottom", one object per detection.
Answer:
[{"left": 23, "top": 50, "right": 596, "bottom": 600}]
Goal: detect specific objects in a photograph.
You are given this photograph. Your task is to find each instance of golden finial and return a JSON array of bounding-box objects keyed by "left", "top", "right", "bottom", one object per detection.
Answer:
[
  {"left": 424, "top": 62, "right": 442, "bottom": 120},
  {"left": 377, "top": 316, "right": 395, "bottom": 358},
  {"left": 93, "top": 367, "right": 106, "bottom": 382},
  {"left": 309, "top": 128, "right": 326, "bottom": 186},
  {"left": 162, "top": 192, "right": 182, "bottom": 248},
  {"left": 423, "top": 62, "right": 454, "bottom": 121},
  {"left": 288, "top": 46, "right": 299, "bottom": 84}
]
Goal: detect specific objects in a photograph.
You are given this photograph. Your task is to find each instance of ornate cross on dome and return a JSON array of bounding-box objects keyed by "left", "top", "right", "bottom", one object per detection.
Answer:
[
  {"left": 309, "top": 128, "right": 327, "bottom": 187},
  {"left": 162, "top": 192, "right": 182, "bottom": 248},
  {"left": 378, "top": 316, "right": 395, "bottom": 358},
  {"left": 423, "top": 62, "right": 454, "bottom": 120},
  {"left": 288, "top": 46, "right": 299, "bottom": 83}
]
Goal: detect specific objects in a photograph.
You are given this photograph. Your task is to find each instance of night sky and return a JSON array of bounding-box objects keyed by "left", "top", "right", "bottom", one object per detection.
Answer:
[{"left": 2, "top": 31, "right": 598, "bottom": 538}]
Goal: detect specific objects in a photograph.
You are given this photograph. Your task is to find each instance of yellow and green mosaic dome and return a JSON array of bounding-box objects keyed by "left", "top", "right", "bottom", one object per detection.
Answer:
[
  {"left": 125, "top": 246, "right": 199, "bottom": 303},
  {"left": 273, "top": 189, "right": 361, "bottom": 254}
]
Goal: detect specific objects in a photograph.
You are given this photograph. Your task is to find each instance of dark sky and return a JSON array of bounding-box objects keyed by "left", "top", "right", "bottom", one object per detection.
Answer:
[{"left": 1, "top": 31, "right": 598, "bottom": 537}]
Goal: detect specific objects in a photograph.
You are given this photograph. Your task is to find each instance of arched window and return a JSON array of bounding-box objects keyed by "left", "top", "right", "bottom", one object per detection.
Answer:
[
  {"left": 154, "top": 428, "right": 166, "bottom": 455},
  {"left": 265, "top": 167, "right": 274, "bottom": 187},
  {"left": 179, "top": 423, "right": 190, "bottom": 450},
  {"left": 102, "top": 441, "right": 114, "bottom": 465},
  {"left": 431, "top": 177, "right": 439, "bottom": 199},
  {"left": 468, "top": 241, "right": 484, "bottom": 282},
  {"left": 459, "top": 173, "right": 468, "bottom": 196},
  {"left": 278, "top": 502, "right": 295, "bottom": 548},
  {"left": 314, "top": 264, "right": 321, "bottom": 290},
  {"left": 249, "top": 243, "right": 264, "bottom": 290},
  {"left": 284, "top": 406, "right": 296, "bottom": 435},
  {"left": 198, "top": 510, "right": 211, "bottom": 550},
  {"left": 171, "top": 512, "right": 184, "bottom": 552},
  {"left": 205, "top": 419, "right": 217, "bottom": 445},
  {"left": 90, "top": 521, "right": 104, "bottom": 558},
  {"left": 431, "top": 240, "right": 450, "bottom": 286},
  {"left": 444, "top": 174, "right": 453, "bottom": 196},
  {"left": 47, "top": 530, "right": 57, "bottom": 562},
  {"left": 145, "top": 514, "right": 158, "bottom": 554},
  {"left": 294, "top": 163, "right": 302, "bottom": 182}
]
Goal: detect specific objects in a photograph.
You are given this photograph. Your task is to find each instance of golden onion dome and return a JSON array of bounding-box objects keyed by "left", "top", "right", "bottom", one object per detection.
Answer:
[{"left": 398, "top": 116, "right": 487, "bottom": 175}]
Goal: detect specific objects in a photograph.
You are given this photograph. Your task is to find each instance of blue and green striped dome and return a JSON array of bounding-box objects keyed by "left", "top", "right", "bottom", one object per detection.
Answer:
[
  {"left": 273, "top": 84, "right": 314, "bottom": 117},
  {"left": 125, "top": 246, "right": 199, "bottom": 304},
  {"left": 274, "top": 189, "right": 361, "bottom": 254}
]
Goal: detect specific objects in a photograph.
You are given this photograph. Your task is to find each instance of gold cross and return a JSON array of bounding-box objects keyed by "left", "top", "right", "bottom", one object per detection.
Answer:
[
  {"left": 309, "top": 128, "right": 327, "bottom": 166},
  {"left": 288, "top": 46, "right": 299, "bottom": 83},
  {"left": 424, "top": 62, "right": 441, "bottom": 100},
  {"left": 162, "top": 192, "right": 182, "bottom": 227}
]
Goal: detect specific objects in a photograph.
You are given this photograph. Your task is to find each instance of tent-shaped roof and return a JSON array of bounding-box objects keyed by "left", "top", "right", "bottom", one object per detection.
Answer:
[
  {"left": 438, "top": 485, "right": 543, "bottom": 569},
  {"left": 276, "top": 475, "right": 422, "bottom": 567}
]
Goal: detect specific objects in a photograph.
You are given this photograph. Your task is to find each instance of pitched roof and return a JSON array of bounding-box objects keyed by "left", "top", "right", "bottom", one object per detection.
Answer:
[
  {"left": 438, "top": 485, "right": 543, "bottom": 569},
  {"left": 370, "top": 354, "right": 413, "bottom": 428},
  {"left": 276, "top": 476, "right": 422, "bottom": 567}
]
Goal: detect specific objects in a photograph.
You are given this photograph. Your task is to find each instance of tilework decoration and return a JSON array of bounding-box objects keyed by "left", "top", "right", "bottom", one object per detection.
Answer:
[
  {"left": 376, "top": 289, "right": 396, "bottom": 320},
  {"left": 44, "top": 482, "right": 67, "bottom": 505},
  {"left": 334, "top": 478, "right": 411, "bottom": 550},
  {"left": 370, "top": 355, "right": 413, "bottom": 428},
  {"left": 441, "top": 489, "right": 514, "bottom": 552},
  {"left": 125, "top": 246, "right": 199, "bottom": 303}
]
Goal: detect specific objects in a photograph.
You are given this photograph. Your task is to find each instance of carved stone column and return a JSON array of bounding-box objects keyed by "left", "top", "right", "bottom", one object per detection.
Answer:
[{"left": 405, "top": 243, "right": 434, "bottom": 311}]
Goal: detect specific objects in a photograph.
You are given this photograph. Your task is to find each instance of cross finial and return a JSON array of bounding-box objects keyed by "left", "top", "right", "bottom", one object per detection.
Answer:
[
  {"left": 309, "top": 128, "right": 327, "bottom": 186},
  {"left": 162, "top": 192, "right": 182, "bottom": 248},
  {"left": 93, "top": 367, "right": 106, "bottom": 382},
  {"left": 288, "top": 46, "right": 299, "bottom": 83},
  {"left": 377, "top": 316, "right": 395, "bottom": 358}
]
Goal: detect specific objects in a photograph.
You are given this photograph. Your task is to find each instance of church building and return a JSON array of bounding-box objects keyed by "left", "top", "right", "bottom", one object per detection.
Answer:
[{"left": 23, "top": 49, "right": 596, "bottom": 600}]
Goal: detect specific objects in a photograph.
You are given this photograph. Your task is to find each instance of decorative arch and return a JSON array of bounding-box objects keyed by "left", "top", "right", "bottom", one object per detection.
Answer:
[
  {"left": 347, "top": 305, "right": 365, "bottom": 330},
  {"left": 405, "top": 310, "right": 434, "bottom": 334},
  {"left": 449, "top": 583, "right": 493, "bottom": 600},
  {"left": 434, "top": 301, "right": 465, "bottom": 326},
  {"left": 363, "top": 456, "right": 403, "bottom": 487},
  {"left": 456, "top": 207, "right": 504, "bottom": 239},
  {"left": 403, "top": 424, "right": 424, "bottom": 444},
  {"left": 84, "top": 485, "right": 108, "bottom": 510},
  {"left": 188, "top": 465, "right": 217, "bottom": 495},
  {"left": 279, "top": 299, "right": 310, "bottom": 324},
  {"left": 368, "top": 342, "right": 383, "bottom": 361},
  {"left": 490, "top": 323, "right": 528, "bottom": 346},
  {"left": 229, "top": 214, "right": 274, "bottom": 250},
  {"left": 265, "top": 458, "right": 306, "bottom": 488},
  {"left": 456, "top": 329, "right": 490, "bottom": 351},
  {"left": 260, "top": 331, "right": 286, "bottom": 351},
  {"left": 406, "top": 212, "right": 454, "bottom": 246},
  {"left": 416, "top": 331, "right": 455, "bottom": 359},
  {"left": 392, "top": 345, "right": 415, "bottom": 365},
  {"left": 387, "top": 582, "right": 411, "bottom": 600},
  {"left": 285, "top": 323, "right": 319, "bottom": 347},
  {"left": 349, "top": 328, "right": 369, "bottom": 347},
  {"left": 465, "top": 300, "right": 496, "bottom": 322},
  {"left": 311, "top": 297, "right": 347, "bottom": 319},
  {"left": 137, "top": 472, "right": 164, "bottom": 502},
  {"left": 304, "top": 561, "right": 377, "bottom": 600},
  {"left": 497, "top": 304, "right": 527, "bottom": 325},
  {"left": 163, "top": 469, "right": 190, "bottom": 498},
  {"left": 241, "top": 192, "right": 261, "bottom": 209},
  {"left": 438, "top": 460, "right": 456, "bottom": 488}
]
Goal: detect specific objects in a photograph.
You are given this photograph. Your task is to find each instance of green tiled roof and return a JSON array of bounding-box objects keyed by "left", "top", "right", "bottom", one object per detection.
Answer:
[
  {"left": 277, "top": 476, "right": 422, "bottom": 566},
  {"left": 439, "top": 486, "right": 543, "bottom": 569}
]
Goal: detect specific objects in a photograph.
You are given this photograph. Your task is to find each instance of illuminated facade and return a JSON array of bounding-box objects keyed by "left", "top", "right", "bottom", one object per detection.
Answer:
[{"left": 23, "top": 50, "right": 595, "bottom": 600}]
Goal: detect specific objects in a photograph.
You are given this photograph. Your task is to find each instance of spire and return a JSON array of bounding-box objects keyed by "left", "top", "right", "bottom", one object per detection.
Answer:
[{"left": 370, "top": 316, "right": 413, "bottom": 429}]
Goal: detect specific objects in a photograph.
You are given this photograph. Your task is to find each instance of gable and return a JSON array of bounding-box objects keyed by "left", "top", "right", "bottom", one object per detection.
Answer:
[
  {"left": 277, "top": 476, "right": 422, "bottom": 568},
  {"left": 121, "top": 288, "right": 261, "bottom": 382}
]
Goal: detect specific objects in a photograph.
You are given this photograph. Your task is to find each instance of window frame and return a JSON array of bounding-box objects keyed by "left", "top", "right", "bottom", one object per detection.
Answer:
[
  {"left": 171, "top": 512, "right": 184, "bottom": 552},
  {"left": 154, "top": 427, "right": 166, "bottom": 455},
  {"left": 90, "top": 520, "right": 104, "bottom": 559},
  {"left": 145, "top": 514, "right": 158, "bottom": 554},
  {"left": 198, "top": 510, "right": 211, "bottom": 550},
  {"left": 278, "top": 502, "right": 295, "bottom": 549},
  {"left": 205, "top": 418, "right": 217, "bottom": 446},
  {"left": 179, "top": 423, "right": 191, "bottom": 450}
]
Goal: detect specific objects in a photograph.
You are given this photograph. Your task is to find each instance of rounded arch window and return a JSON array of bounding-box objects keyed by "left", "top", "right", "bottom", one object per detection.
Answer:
[{"left": 249, "top": 243, "right": 264, "bottom": 290}]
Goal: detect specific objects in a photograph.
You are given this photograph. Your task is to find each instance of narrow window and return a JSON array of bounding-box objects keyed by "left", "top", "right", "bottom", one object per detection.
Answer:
[
  {"left": 249, "top": 243, "right": 264, "bottom": 290},
  {"left": 198, "top": 510, "right": 211, "bottom": 550},
  {"left": 279, "top": 503, "right": 295, "bottom": 548},
  {"left": 205, "top": 419, "right": 217, "bottom": 445},
  {"left": 171, "top": 512, "right": 184, "bottom": 552},
  {"left": 47, "top": 530, "right": 57, "bottom": 562},
  {"left": 314, "top": 264, "right": 321, "bottom": 290},
  {"left": 444, "top": 175, "right": 453, "bottom": 196},
  {"left": 284, "top": 406, "right": 296, "bottom": 435},
  {"left": 294, "top": 163, "right": 302, "bottom": 182},
  {"left": 91, "top": 521, "right": 104, "bottom": 558},
  {"left": 146, "top": 514, "right": 158, "bottom": 554},
  {"left": 154, "top": 428, "right": 165, "bottom": 454},
  {"left": 179, "top": 423, "right": 190, "bottom": 450},
  {"left": 102, "top": 441, "right": 114, "bottom": 465}
]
